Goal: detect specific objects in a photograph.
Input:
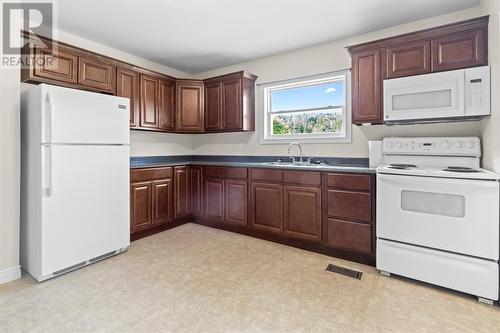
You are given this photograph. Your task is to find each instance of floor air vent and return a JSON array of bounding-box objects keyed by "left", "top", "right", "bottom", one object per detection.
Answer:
[{"left": 325, "top": 264, "right": 363, "bottom": 280}]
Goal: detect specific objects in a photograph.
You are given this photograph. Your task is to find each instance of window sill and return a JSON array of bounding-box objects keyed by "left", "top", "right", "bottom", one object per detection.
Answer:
[{"left": 260, "top": 136, "right": 352, "bottom": 145}]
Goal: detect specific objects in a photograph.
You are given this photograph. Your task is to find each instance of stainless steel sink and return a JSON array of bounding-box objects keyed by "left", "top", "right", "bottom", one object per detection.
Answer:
[{"left": 262, "top": 161, "right": 326, "bottom": 167}]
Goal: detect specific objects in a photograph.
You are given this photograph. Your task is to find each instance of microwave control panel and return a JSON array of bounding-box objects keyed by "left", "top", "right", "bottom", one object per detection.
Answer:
[{"left": 465, "top": 66, "right": 490, "bottom": 116}]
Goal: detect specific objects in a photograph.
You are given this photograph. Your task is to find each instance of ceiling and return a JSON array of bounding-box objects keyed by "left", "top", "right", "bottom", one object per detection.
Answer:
[{"left": 56, "top": 0, "right": 480, "bottom": 74}]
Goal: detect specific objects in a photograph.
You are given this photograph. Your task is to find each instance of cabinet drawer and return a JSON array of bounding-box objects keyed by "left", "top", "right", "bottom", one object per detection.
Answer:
[
  {"left": 250, "top": 168, "right": 283, "bottom": 182},
  {"left": 325, "top": 218, "right": 372, "bottom": 254},
  {"left": 283, "top": 171, "right": 321, "bottom": 186},
  {"left": 327, "top": 189, "right": 372, "bottom": 222},
  {"left": 131, "top": 167, "right": 173, "bottom": 182},
  {"left": 327, "top": 173, "right": 371, "bottom": 191},
  {"left": 204, "top": 166, "right": 248, "bottom": 179}
]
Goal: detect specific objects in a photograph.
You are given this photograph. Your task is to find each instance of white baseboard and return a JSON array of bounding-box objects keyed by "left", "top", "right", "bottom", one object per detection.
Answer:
[{"left": 0, "top": 266, "right": 21, "bottom": 285}]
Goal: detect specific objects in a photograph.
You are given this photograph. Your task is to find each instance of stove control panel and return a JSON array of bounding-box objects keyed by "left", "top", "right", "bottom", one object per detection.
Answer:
[{"left": 382, "top": 137, "right": 480, "bottom": 157}]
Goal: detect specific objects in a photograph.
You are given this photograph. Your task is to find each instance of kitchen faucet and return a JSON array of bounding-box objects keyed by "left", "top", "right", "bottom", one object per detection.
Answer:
[{"left": 288, "top": 142, "right": 303, "bottom": 163}]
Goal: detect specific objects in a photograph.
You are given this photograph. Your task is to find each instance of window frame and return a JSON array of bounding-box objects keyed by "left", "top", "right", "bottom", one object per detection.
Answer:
[{"left": 260, "top": 70, "right": 351, "bottom": 144}]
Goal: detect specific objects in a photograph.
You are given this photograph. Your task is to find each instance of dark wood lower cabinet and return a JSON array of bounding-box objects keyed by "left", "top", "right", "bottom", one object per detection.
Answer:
[
  {"left": 174, "top": 166, "right": 190, "bottom": 218},
  {"left": 152, "top": 179, "right": 173, "bottom": 225},
  {"left": 189, "top": 166, "right": 202, "bottom": 217},
  {"left": 250, "top": 182, "right": 283, "bottom": 234},
  {"left": 131, "top": 181, "right": 153, "bottom": 232},
  {"left": 224, "top": 180, "right": 247, "bottom": 226},
  {"left": 283, "top": 186, "right": 321, "bottom": 242},
  {"left": 130, "top": 166, "right": 376, "bottom": 265},
  {"left": 204, "top": 178, "right": 224, "bottom": 220}
]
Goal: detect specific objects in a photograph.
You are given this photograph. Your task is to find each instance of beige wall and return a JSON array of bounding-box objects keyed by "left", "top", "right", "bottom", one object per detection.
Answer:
[
  {"left": 191, "top": 7, "right": 487, "bottom": 158},
  {"left": 0, "top": 67, "right": 21, "bottom": 281},
  {"left": 479, "top": 0, "right": 500, "bottom": 172}
]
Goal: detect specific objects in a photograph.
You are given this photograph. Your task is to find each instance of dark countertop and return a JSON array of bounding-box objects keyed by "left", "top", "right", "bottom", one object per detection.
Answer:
[{"left": 130, "top": 155, "right": 375, "bottom": 174}]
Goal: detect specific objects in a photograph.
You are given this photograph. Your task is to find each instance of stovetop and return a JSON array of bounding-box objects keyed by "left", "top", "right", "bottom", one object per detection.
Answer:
[{"left": 377, "top": 163, "right": 500, "bottom": 180}]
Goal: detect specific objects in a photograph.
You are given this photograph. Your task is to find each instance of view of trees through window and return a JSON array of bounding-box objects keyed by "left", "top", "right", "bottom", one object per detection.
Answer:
[
  {"left": 268, "top": 78, "right": 345, "bottom": 137},
  {"left": 272, "top": 109, "right": 343, "bottom": 135}
]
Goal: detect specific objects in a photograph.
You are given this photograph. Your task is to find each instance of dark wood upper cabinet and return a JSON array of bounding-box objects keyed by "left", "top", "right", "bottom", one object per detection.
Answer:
[
  {"left": 158, "top": 78, "right": 175, "bottom": 131},
  {"left": 21, "top": 34, "right": 257, "bottom": 134},
  {"left": 204, "top": 81, "right": 223, "bottom": 131},
  {"left": 348, "top": 15, "right": 488, "bottom": 126},
  {"left": 78, "top": 56, "right": 115, "bottom": 93},
  {"left": 221, "top": 78, "right": 242, "bottom": 130},
  {"left": 152, "top": 179, "right": 174, "bottom": 225},
  {"left": 174, "top": 166, "right": 190, "bottom": 218},
  {"left": 204, "top": 177, "right": 224, "bottom": 220},
  {"left": 224, "top": 180, "right": 248, "bottom": 226},
  {"left": 431, "top": 27, "right": 487, "bottom": 72},
  {"left": 28, "top": 45, "right": 78, "bottom": 85},
  {"left": 250, "top": 182, "right": 283, "bottom": 234},
  {"left": 189, "top": 166, "right": 202, "bottom": 217},
  {"left": 203, "top": 72, "right": 257, "bottom": 132},
  {"left": 176, "top": 80, "right": 204, "bottom": 132},
  {"left": 139, "top": 74, "right": 159, "bottom": 129},
  {"left": 283, "top": 186, "right": 321, "bottom": 242},
  {"left": 131, "top": 181, "right": 153, "bottom": 233},
  {"left": 116, "top": 68, "right": 140, "bottom": 128},
  {"left": 351, "top": 49, "right": 382, "bottom": 124},
  {"left": 385, "top": 40, "right": 431, "bottom": 78}
]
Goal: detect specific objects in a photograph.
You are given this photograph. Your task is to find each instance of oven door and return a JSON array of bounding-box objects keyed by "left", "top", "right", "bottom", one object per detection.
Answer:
[
  {"left": 377, "top": 173, "right": 499, "bottom": 260},
  {"left": 383, "top": 69, "right": 464, "bottom": 122}
]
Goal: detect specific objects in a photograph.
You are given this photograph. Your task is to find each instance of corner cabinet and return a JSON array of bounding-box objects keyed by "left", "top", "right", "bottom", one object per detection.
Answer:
[
  {"left": 176, "top": 80, "right": 204, "bottom": 132},
  {"left": 203, "top": 72, "right": 257, "bottom": 132},
  {"left": 348, "top": 15, "right": 488, "bottom": 125}
]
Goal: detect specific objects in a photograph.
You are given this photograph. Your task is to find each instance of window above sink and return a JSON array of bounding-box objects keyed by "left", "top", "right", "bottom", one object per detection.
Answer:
[{"left": 260, "top": 70, "right": 351, "bottom": 144}]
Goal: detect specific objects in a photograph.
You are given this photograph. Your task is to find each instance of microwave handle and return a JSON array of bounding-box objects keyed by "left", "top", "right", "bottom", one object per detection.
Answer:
[{"left": 458, "top": 70, "right": 465, "bottom": 115}]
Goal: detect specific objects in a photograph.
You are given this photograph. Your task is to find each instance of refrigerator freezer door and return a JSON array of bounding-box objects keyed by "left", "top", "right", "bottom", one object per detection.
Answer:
[
  {"left": 41, "top": 84, "right": 130, "bottom": 144},
  {"left": 41, "top": 144, "right": 130, "bottom": 277}
]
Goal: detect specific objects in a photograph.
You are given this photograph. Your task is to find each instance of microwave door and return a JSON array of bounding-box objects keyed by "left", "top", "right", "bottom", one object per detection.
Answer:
[{"left": 384, "top": 70, "right": 465, "bottom": 121}]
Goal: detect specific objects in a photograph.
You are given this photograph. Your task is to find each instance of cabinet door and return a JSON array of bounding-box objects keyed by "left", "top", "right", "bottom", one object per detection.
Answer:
[
  {"left": 189, "top": 166, "right": 202, "bottom": 217},
  {"left": 78, "top": 57, "right": 115, "bottom": 92},
  {"left": 224, "top": 180, "right": 247, "bottom": 226},
  {"left": 431, "top": 28, "right": 487, "bottom": 72},
  {"left": 284, "top": 186, "right": 321, "bottom": 242},
  {"left": 204, "top": 82, "right": 223, "bottom": 131},
  {"left": 204, "top": 178, "right": 224, "bottom": 220},
  {"left": 174, "top": 166, "right": 190, "bottom": 218},
  {"left": 222, "top": 78, "right": 242, "bottom": 130},
  {"left": 176, "top": 81, "right": 204, "bottom": 132},
  {"left": 116, "top": 68, "right": 140, "bottom": 127},
  {"left": 32, "top": 45, "right": 78, "bottom": 84},
  {"left": 351, "top": 49, "right": 382, "bottom": 124},
  {"left": 385, "top": 41, "right": 430, "bottom": 79},
  {"left": 140, "top": 75, "right": 159, "bottom": 129},
  {"left": 131, "top": 181, "right": 153, "bottom": 232},
  {"left": 152, "top": 179, "right": 174, "bottom": 225},
  {"left": 250, "top": 182, "right": 283, "bottom": 234},
  {"left": 158, "top": 79, "right": 175, "bottom": 131}
]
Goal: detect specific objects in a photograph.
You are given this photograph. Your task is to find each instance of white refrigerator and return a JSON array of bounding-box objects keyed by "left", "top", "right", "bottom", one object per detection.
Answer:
[{"left": 21, "top": 84, "right": 130, "bottom": 282}]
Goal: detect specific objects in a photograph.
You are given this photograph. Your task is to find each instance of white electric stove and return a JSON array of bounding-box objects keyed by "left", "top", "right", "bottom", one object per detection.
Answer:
[{"left": 376, "top": 137, "right": 500, "bottom": 305}]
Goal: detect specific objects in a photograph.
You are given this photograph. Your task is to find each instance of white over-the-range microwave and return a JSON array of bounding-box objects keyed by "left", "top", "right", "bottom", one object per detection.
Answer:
[{"left": 383, "top": 66, "right": 490, "bottom": 124}]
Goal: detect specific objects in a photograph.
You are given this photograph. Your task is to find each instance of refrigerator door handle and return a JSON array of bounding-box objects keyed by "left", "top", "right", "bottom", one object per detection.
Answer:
[
  {"left": 42, "top": 144, "right": 52, "bottom": 196},
  {"left": 45, "top": 92, "right": 54, "bottom": 143}
]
